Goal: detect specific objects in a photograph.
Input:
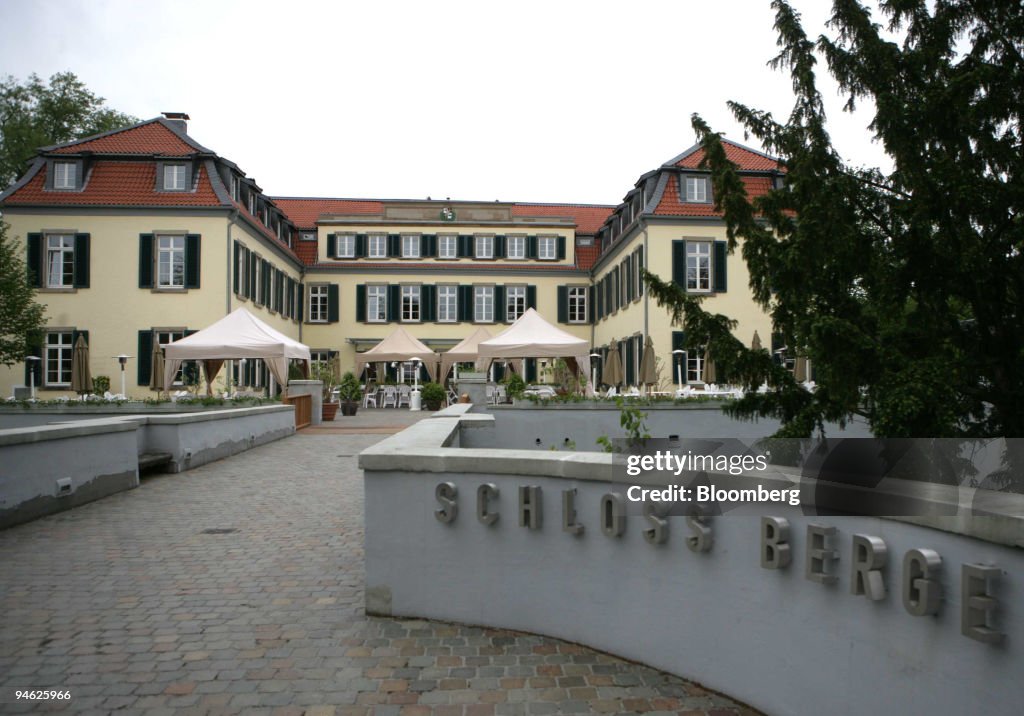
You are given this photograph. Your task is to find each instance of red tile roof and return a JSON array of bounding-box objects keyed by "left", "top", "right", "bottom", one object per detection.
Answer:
[
  {"left": 575, "top": 244, "right": 602, "bottom": 271},
  {"left": 51, "top": 121, "right": 198, "bottom": 156},
  {"left": 675, "top": 140, "right": 780, "bottom": 171},
  {"left": 511, "top": 203, "right": 614, "bottom": 234},
  {"left": 4, "top": 161, "right": 221, "bottom": 206},
  {"left": 654, "top": 175, "right": 774, "bottom": 217},
  {"left": 294, "top": 239, "right": 319, "bottom": 265},
  {"left": 272, "top": 198, "right": 385, "bottom": 229}
]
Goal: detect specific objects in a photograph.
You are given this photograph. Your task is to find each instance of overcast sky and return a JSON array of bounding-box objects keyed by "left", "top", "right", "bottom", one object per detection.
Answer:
[{"left": 1, "top": 0, "right": 891, "bottom": 205}]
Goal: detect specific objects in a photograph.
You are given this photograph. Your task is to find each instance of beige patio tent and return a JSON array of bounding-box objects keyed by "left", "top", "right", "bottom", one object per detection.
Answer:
[
  {"left": 478, "top": 309, "right": 593, "bottom": 393},
  {"left": 440, "top": 326, "right": 493, "bottom": 382},
  {"left": 163, "top": 308, "right": 311, "bottom": 393},
  {"left": 354, "top": 326, "right": 440, "bottom": 382}
]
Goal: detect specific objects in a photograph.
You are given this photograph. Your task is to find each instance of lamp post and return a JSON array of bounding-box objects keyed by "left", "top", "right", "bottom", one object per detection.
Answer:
[
  {"left": 589, "top": 352, "right": 601, "bottom": 391},
  {"left": 115, "top": 354, "right": 131, "bottom": 398},
  {"left": 410, "top": 358, "right": 423, "bottom": 411},
  {"left": 671, "top": 349, "right": 685, "bottom": 393},
  {"left": 25, "top": 356, "right": 41, "bottom": 400}
]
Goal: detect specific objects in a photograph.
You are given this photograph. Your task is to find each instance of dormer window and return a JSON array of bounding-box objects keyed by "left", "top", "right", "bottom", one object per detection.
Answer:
[
  {"left": 53, "top": 162, "right": 77, "bottom": 190},
  {"left": 684, "top": 175, "right": 709, "bottom": 203},
  {"left": 163, "top": 164, "right": 187, "bottom": 191}
]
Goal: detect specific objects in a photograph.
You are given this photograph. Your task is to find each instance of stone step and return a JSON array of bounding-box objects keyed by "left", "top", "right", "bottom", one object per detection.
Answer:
[{"left": 137, "top": 452, "right": 173, "bottom": 472}]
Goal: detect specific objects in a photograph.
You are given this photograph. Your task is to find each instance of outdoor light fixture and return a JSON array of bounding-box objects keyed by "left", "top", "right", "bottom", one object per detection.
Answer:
[
  {"left": 410, "top": 358, "right": 423, "bottom": 411},
  {"left": 24, "top": 355, "right": 41, "bottom": 400},
  {"left": 671, "top": 349, "right": 686, "bottom": 392},
  {"left": 589, "top": 352, "right": 601, "bottom": 390},
  {"left": 114, "top": 354, "right": 131, "bottom": 397}
]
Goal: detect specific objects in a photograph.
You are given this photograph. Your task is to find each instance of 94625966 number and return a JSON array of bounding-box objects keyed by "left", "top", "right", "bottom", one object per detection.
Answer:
[{"left": 16, "top": 690, "right": 70, "bottom": 700}]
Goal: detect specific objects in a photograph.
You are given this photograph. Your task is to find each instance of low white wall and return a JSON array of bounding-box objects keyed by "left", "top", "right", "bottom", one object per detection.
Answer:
[
  {"left": 361, "top": 407, "right": 1024, "bottom": 716},
  {"left": 0, "top": 420, "right": 139, "bottom": 529}
]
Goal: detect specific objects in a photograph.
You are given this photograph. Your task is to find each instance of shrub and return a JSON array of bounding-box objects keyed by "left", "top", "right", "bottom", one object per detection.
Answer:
[
  {"left": 421, "top": 382, "right": 445, "bottom": 409},
  {"left": 337, "top": 372, "right": 361, "bottom": 402}
]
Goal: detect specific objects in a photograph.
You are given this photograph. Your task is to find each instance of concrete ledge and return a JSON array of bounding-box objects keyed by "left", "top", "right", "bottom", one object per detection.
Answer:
[{"left": 0, "top": 418, "right": 137, "bottom": 447}]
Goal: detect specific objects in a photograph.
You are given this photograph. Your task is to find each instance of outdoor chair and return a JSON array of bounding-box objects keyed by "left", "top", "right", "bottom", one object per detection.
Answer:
[
  {"left": 485, "top": 384, "right": 495, "bottom": 403},
  {"left": 446, "top": 387, "right": 459, "bottom": 407},
  {"left": 381, "top": 385, "right": 398, "bottom": 408},
  {"left": 398, "top": 384, "right": 411, "bottom": 408},
  {"left": 604, "top": 387, "right": 617, "bottom": 398},
  {"left": 363, "top": 384, "right": 379, "bottom": 408},
  {"left": 494, "top": 385, "right": 507, "bottom": 404}
]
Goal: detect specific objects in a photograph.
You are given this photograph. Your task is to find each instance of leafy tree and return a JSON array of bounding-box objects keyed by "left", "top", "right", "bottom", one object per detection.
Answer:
[
  {"left": 0, "top": 72, "right": 137, "bottom": 188},
  {"left": 0, "top": 222, "right": 47, "bottom": 367},
  {"left": 645, "top": 0, "right": 1023, "bottom": 438}
]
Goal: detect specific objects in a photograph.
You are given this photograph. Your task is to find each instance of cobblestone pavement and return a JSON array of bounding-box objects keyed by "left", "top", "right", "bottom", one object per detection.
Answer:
[{"left": 0, "top": 427, "right": 755, "bottom": 715}]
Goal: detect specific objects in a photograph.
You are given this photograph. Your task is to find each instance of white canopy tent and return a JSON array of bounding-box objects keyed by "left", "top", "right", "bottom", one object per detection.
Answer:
[
  {"left": 354, "top": 326, "right": 440, "bottom": 382},
  {"left": 440, "top": 326, "right": 493, "bottom": 382},
  {"left": 163, "top": 308, "right": 311, "bottom": 393},
  {"left": 478, "top": 309, "right": 593, "bottom": 393}
]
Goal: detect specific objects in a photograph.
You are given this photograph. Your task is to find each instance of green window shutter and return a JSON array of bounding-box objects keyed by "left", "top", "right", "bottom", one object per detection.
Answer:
[
  {"left": 355, "top": 285, "right": 367, "bottom": 322},
  {"left": 246, "top": 250, "right": 255, "bottom": 299},
  {"left": 185, "top": 234, "right": 201, "bottom": 288},
  {"left": 262, "top": 259, "right": 271, "bottom": 303},
  {"left": 588, "top": 286, "right": 596, "bottom": 324},
  {"left": 557, "top": 286, "right": 568, "bottom": 323},
  {"left": 494, "top": 235, "right": 506, "bottom": 258},
  {"left": 233, "top": 241, "right": 241, "bottom": 294},
  {"left": 494, "top": 286, "right": 506, "bottom": 323},
  {"left": 458, "top": 285, "right": 473, "bottom": 321},
  {"left": 557, "top": 236, "right": 566, "bottom": 260},
  {"left": 422, "top": 234, "right": 437, "bottom": 257},
  {"left": 526, "top": 358, "right": 537, "bottom": 383},
  {"left": 387, "top": 285, "right": 400, "bottom": 322},
  {"left": 596, "top": 283, "right": 603, "bottom": 320},
  {"left": 139, "top": 234, "right": 154, "bottom": 288},
  {"left": 356, "top": 234, "right": 368, "bottom": 257},
  {"left": 526, "top": 235, "right": 538, "bottom": 259},
  {"left": 526, "top": 285, "right": 537, "bottom": 310},
  {"left": 422, "top": 285, "right": 436, "bottom": 322},
  {"left": 326, "top": 233, "right": 337, "bottom": 258},
  {"left": 138, "top": 330, "right": 153, "bottom": 385},
  {"left": 636, "top": 246, "right": 644, "bottom": 296},
  {"left": 713, "top": 240, "right": 728, "bottom": 292},
  {"left": 387, "top": 234, "right": 401, "bottom": 257},
  {"left": 327, "top": 284, "right": 340, "bottom": 323},
  {"left": 73, "top": 233, "right": 90, "bottom": 288},
  {"left": 26, "top": 233, "right": 43, "bottom": 288},
  {"left": 297, "top": 283, "right": 304, "bottom": 322},
  {"left": 672, "top": 240, "right": 687, "bottom": 288},
  {"left": 457, "top": 235, "right": 472, "bottom": 258}
]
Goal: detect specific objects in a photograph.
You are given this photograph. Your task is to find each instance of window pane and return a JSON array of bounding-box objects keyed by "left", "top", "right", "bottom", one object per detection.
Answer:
[{"left": 507, "top": 236, "right": 524, "bottom": 259}]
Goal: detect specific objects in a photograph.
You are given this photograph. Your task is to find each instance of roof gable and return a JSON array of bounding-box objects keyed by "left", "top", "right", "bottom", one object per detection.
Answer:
[
  {"left": 666, "top": 139, "right": 780, "bottom": 172},
  {"left": 48, "top": 118, "right": 206, "bottom": 157}
]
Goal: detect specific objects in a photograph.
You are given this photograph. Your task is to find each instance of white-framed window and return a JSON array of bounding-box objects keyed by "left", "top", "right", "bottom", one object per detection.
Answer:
[
  {"left": 336, "top": 234, "right": 355, "bottom": 258},
  {"left": 475, "top": 235, "right": 493, "bottom": 259},
  {"left": 568, "top": 286, "right": 588, "bottom": 323},
  {"left": 687, "top": 349, "right": 705, "bottom": 383},
  {"left": 301, "top": 232, "right": 316, "bottom": 242},
  {"left": 402, "top": 234, "right": 420, "bottom": 258},
  {"left": 368, "top": 235, "right": 387, "bottom": 258},
  {"left": 438, "top": 235, "right": 457, "bottom": 259},
  {"left": 248, "top": 192, "right": 257, "bottom": 215},
  {"left": 399, "top": 361, "right": 419, "bottom": 383},
  {"left": 506, "top": 285, "right": 526, "bottom": 323},
  {"left": 506, "top": 236, "right": 525, "bottom": 259},
  {"left": 685, "top": 176, "right": 709, "bottom": 203},
  {"left": 235, "top": 244, "right": 248, "bottom": 297},
  {"left": 44, "top": 331, "right": 74, "bottom": 386},
  {"left": 367, "top": 285, "right": 387, "bottom": 322},
  {"left": 230, "top": 176, "right": 240, "bottom": 201},
  {"left": 163, "top": 164, "right": 187, "bottom": 191},
  {"left": 401, "top": 285, "right": 421, "bottom": 322},
  {"left": 157, "top": 235, "right": 185, "bottom": 288},
  {"left": 53, "top": 162, "right": 77, "bottom": 190},
  {"left": 45, "top": 234, "right": 75, "bottom": 288},
  {"left": 308, "top": 284, "right": 329, "bottom": 323},
  {"left": 310, "top": 350, "right": 331, "bottom": 368},
  {"left": 474, "top": 285, "right": 494, "bottom": 322},
  {"left": 686, "top": 241, "right": 712, "bottom": 292},
  {"left": 437, "top": 285, "right": 457, "bottom": 322},
  {"left": 538, "top": 236, "right": 557, "bottom": 260}
]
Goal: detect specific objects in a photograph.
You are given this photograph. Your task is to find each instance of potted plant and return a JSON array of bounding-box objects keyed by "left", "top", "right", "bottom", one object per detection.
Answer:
[
  {"left": 337, "top": 371, "right": 362, "bottom": 416},
  {"left": 314, "top": 362, "right": 339, "bottom": 421},
  {"left": 421, "top": 382, "right": 445, "bottom": 411}
]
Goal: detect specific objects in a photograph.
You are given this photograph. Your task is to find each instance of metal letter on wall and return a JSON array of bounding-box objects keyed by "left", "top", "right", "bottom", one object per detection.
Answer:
[
  {"left": 850, "top": 534, "right": 887, "bottom": 601},
  {"left": 902, "top": 548, "right": 942, "bottom": 617},
  {"left": 519, "top": 485, "right": 542, "bottom": 530},
  {"left": 961, "top": 563, "right": 1004, "bottom": 644},
  {"left": 806, "top": 524, "right": 839, "bottom": 585},
  {"left": 761, "top": 517, "right": 791, "bottom": 569},
  {"left": 477, "top": 483, "right": 499, "bottom": 526},
  {"left": 642, "top": 501, "right": 669, "bottom": 545},
  {"left": 435, "top": 482, "right": 458, "bottom": 524},
  {"left": 562, "top": 489, "right": 584, "bottom": 536},
  {"left": 600, "top": 493, "right": 626, "bottom": 538}
]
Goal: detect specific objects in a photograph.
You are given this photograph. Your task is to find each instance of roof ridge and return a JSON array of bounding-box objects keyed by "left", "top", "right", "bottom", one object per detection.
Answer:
[
  {"left": 40, "top": 117, "right": 212, "bottom": 155},
  {"left": 662, "top": 137, "right": 780, "bottom": 168}
]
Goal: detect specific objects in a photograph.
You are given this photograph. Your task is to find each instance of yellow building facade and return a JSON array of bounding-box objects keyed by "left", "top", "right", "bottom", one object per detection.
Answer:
[{"left": 0, "top": 114, "right": 783, "bottom": 398}]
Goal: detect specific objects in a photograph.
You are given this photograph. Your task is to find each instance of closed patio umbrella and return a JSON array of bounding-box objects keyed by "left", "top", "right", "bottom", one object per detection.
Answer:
[
  {"left": 639, "top": 335, "right": 657, "bottom": 388},
  {"left": 203, "top": 360, "right": 225, "bottom": 396},
  {"left": 603, "top": 340, "right": 623, "bottom": 388},
  {"left": 150, "top": 342, "right": 165, "bottom": 392},
  {"left": 752, "top": 331, "right": 762, "bottom": 351},
  {"left": 71, "top": 334, "right": 92, "bottom": 396},
  {"left": 794, "top": 356, "right": 808, "bottom": 382},
  {"left": 702, "top": 346, "right": 717, "bottom": 384}
]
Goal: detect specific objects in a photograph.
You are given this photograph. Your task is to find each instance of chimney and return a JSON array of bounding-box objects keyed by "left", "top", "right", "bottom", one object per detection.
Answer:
[{"left": 161, "top": 112, "right": 190, "bottom": 134}]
